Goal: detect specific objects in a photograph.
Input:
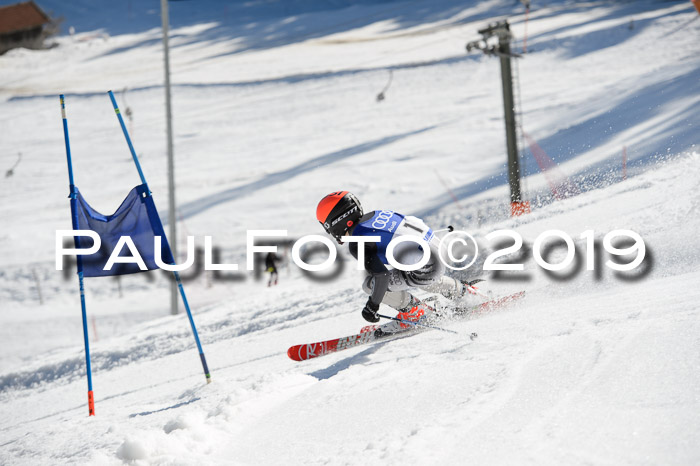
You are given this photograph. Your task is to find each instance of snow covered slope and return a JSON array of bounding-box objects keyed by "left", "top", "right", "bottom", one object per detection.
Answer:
[{"left": 0, "top": 0, "right": 698, "bottom": 464}]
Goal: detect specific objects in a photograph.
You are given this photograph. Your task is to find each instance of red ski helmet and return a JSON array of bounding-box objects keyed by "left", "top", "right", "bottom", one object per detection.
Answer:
[{"left": 316, "top": 191, "right": 363, "bottom": 241}]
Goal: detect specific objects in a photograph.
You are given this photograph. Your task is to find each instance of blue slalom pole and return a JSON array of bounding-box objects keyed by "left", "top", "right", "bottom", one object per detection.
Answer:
[
  {"left": 107, "top": 91, "right": 147, "bottom": 186},
  {"left": 174, "top": 270, "right": 211, "bottom": 382},
  {"left": 107, "top": 90, "right": 211, "bottom": 384},
  {"left": 60, "top": 95, "right": 95, "bottom": 416}
]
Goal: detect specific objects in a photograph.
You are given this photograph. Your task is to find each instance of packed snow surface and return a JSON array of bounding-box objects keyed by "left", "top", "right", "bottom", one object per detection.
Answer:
[{"left": 0, "top": 0, "right": 698, "bottom": 464}]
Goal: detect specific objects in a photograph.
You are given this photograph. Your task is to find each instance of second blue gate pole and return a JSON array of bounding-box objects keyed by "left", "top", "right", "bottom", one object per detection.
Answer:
[{"left": 107, "top": 90, "right": 211, "bottom": 384}]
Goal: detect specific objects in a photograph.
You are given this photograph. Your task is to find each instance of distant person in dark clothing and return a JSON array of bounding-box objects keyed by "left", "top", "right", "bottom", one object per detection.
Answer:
[{"left": 265, "top": 252, "right": 279, "bottom": 287}]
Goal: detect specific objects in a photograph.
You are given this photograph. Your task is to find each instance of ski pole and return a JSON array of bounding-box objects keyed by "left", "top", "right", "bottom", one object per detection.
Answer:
[
  {"left": 377, "top": 313, "right": 459, "bottom": 334},
  {"left": 434, "top": 225, "right": 454, "bottom": 234}
]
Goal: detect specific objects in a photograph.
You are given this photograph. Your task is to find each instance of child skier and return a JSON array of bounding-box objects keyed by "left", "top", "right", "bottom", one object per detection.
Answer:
[{"left": 316, "top": 191, "right": 475, "bottom": 323}]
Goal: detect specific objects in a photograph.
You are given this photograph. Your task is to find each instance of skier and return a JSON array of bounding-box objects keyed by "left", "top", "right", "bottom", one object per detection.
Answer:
[
  {"left": 265, "top": 251, "right": 279, "bottom": 287},
  {"left": 316, "top": 191, "right": 475, "bottom": 324}
]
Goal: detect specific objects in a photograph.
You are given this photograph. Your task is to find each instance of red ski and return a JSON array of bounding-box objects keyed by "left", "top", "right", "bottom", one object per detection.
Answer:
[
  {"left": 287, "top": 291, "right": 525, "bottom": 361},
  {"left": 287, "top": 323, "right": 402, "bottom": 361}
]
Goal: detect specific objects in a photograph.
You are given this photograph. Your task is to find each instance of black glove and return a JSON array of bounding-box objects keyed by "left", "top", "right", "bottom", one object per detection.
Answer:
[{"left": 361, "top": 299, "right": 380, "bottom": 323}]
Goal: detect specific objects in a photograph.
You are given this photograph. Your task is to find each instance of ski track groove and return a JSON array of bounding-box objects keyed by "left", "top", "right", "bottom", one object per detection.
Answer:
[{"left": 0, "top": 286, "right": 360, "bottom": 395}]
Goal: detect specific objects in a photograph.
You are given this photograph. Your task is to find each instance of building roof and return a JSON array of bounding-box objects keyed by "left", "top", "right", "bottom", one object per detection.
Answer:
[{"left": 0, "top": 2, "right": 50, "bottom": 35}]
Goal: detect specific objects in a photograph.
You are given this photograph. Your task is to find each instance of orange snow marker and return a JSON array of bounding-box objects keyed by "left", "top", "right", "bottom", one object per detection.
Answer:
[
  {"left": 693, "top": 0, "right": 700, "bottom": 15},
  {"left": 511, "top": 201, "right": 531, "bottom": 217}
]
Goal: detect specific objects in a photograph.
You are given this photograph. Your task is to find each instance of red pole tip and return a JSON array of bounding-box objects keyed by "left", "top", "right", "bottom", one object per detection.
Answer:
[{"left": 88, "top": 390, "right": 95, "bottom": 416}]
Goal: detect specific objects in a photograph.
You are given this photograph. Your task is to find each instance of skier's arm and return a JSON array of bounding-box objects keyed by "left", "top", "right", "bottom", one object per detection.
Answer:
[{"left": 349, "top": 241, "right": 390, "bottom": 308}]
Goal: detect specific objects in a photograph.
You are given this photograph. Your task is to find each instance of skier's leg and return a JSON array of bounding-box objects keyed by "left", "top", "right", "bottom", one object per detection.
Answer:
[
  {"left": 362, "top": 274, "right": 414, "bottom": 310},
  {"left": 403, "top": 247, "right": 467, "bottom": 299},
  {"left": 422, "top": 275, "right": 465, "bottom": 299},
  {"left": 361, "top": 274, "right": 427, "bottom": 333}
]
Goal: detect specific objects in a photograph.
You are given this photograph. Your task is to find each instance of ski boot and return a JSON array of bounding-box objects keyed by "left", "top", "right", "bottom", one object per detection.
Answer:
[{"left": 395, "top": 305, "right": 425, "bottom": 329}]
